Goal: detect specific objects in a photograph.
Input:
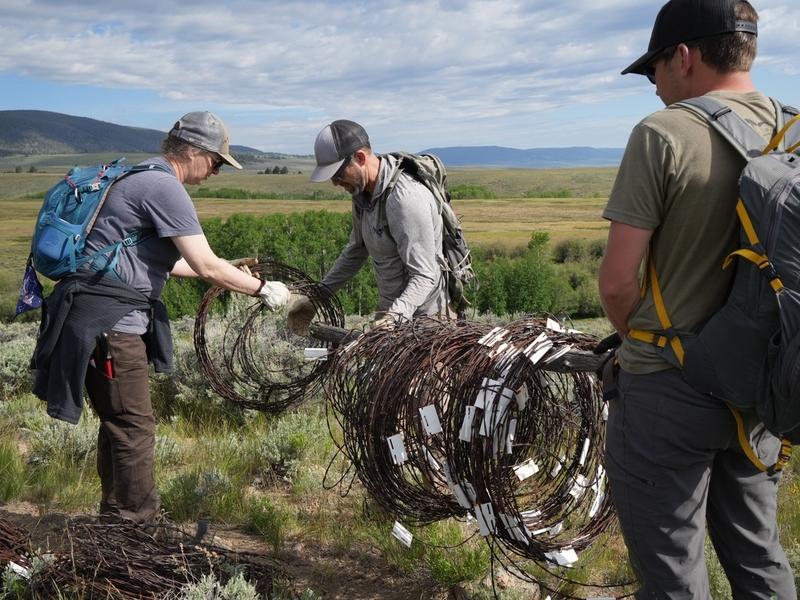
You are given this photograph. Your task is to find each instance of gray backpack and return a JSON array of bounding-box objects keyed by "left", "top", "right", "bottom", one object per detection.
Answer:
[
  {"left": 379, "top": 152, "right": 476, "bottom": 318},
  {"left": 670, "top": 97, "right": 800, "bottom": 443}
]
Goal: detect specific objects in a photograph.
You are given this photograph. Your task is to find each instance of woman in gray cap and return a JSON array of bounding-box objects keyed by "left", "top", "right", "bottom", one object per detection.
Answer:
[{"left": 32, "top": 111, "right": 290, "bottom": 522}]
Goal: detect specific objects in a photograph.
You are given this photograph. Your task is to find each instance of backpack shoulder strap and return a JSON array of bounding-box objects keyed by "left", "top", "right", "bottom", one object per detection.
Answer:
[
  {"left": 773, "top": 99, "right": 800, "bottom": 152},
  {"left": 674, "top": 96, "right": 767, "bottom": 161}
]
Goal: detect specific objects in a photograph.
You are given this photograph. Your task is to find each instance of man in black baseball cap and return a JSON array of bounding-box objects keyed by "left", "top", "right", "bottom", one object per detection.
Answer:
[
  {"left": 599, "top": 0, "right": 797, "bottom": 596},
  {"left": 622, "top": 0, "right": 757, "bottom": 77}
]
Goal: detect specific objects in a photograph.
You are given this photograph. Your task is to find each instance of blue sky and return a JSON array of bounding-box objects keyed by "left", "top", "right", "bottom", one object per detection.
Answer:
[{"left": 0, "top": 0, "right": 797, "bottom": 154}]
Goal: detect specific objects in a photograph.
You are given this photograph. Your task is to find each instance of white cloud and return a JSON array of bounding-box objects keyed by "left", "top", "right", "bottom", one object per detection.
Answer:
[{"left": 0, "top": 0, "right": 796, "bottom": 152}]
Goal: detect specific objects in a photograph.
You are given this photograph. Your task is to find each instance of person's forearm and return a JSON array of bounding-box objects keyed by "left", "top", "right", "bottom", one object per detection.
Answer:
[{"left": 599, "top": 281, "right": 640, "bottom": 336}]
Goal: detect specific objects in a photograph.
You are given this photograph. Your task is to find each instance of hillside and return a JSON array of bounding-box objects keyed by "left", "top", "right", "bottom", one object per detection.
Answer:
[
  {"left": 421, "top": 145, "right": 623, "bottom": 168},
  {"left": 0, "top": 110, "right": 262, "bottom": 156}
]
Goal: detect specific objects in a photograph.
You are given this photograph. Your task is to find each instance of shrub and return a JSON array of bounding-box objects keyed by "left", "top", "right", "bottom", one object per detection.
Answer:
[
  {"left": 161, "top": 467, "right": 244, "bottom": 523},
  {"left": 0, "top": 439, "right": 25, "bottom": 501},
  {"left": 244, "top": 497, "right": 284, "bottom": 552},
  {"left": 524, "top": 188, "right": 572, "bottom": 198},
  {"left": 0, "top": 323, "right": 38, "bottom": 401},
  {"left": 552, "top": 239, "right": 586, "bottom": 263},
  {"left": 449, "top": 184, "right": 496, "bottom": 199},
  {"left": 179, "top": 572, "right": 259, "bottom": 600}
]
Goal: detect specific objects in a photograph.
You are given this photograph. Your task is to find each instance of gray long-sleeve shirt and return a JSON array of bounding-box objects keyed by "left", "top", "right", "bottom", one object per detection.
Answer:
[{"left": 322, "top": 154, "right": 448, "bottom": 320}]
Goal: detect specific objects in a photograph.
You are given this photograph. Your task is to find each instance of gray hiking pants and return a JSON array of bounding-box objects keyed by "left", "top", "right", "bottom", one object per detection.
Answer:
[{"left": 605, "top": 368, "right": 796, "bottom": 599}]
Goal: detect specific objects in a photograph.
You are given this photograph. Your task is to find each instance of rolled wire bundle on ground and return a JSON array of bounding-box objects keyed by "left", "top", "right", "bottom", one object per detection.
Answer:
[
  {"left": 25, "top": 517, "right": 281, "bottom": 599},
  {"left": 194, "top": 259, "right": 344, "bottom": 413},
  {"left": 0, "top": 516, "right": 30, "bottom": 571},
  {"left": 324, "top": 317, "right": 635, "bottom": 598}
]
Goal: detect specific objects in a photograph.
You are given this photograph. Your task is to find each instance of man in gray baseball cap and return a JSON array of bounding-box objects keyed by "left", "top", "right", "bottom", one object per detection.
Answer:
[
  {"left": 599, "top": 0, "right": 796, "bottom": 596},
  {"left": 33, "top": 110, "right": 290, "bottom": 523},
  {"left": 287, "top": 119, "right": 452, "bottom": 335}
]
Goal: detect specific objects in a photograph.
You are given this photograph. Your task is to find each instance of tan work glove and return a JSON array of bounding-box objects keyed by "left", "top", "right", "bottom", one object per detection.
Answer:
[
  {"left": 287, "top": 294, "right": 316, "bottom": 336},
  {"left": 369, "top": 314, "right": 397, "bottom": 332}
]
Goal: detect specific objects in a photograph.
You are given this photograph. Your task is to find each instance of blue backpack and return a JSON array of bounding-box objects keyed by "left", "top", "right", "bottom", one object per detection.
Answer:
[{"left": 31, "top": 158, "right": 168, "bottom": 280}]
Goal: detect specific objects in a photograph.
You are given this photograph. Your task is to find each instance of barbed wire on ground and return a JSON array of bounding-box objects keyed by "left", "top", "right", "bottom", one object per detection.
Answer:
[
  {"left": 0, "top": 516, "right": 30, "bottom": 571},
  {"left": 1, "top": 516, "right": 283, "bottom": 599}
]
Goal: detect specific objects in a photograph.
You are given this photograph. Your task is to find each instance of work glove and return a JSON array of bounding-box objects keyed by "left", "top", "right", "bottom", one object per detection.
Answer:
[
  {"left": 287, "top": 294, "right": 316, "bottom": 336},
  {"left": 369, "top": 314, "right": 397, "bottom": 332},
  {"left": 257, "top": 280, "right": 291, "bottom": 311}
]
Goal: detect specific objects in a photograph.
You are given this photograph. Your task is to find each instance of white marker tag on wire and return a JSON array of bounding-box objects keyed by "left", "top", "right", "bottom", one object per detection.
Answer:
[
  {"left": 478, "top": 327, "right": 508, "bottom": 347},
  {"left": 422, "top": 446, "right": 441, "bottom": 472},
  {"left": 8, "top": 561, "right": 30, "bottom": 579},
  {"left": 544, "top": 547, "right": 578, "bottom": 567},
  {"left": 569, "top": 474, "right": 588, "bottom": 499},
  {"left": 513, "top": 458, "right": 540, "bottom": 481},
  {"left": 589, "top": 490, "right": 605, "bottom": 518},
  {"left": 506, "top": 418, "right": 517, "bottom": 454},
  {"left": 545, "top": 318, "right": 564, "bottom": 332},
  {"left": 303, "top": 347, "right": 328, "bottom": 361},
  {"left": 459, "top": 405, "right": 477, "bottom": 442},
  {"left": 474, "top": 503, "right": 497, "bottom": 537},
  {"left": 387, "top": 433, "right": 408, "bottom": 465},
  {"left": 543, "top": 344, "right": 572, "bottom": 365},
  {"left": 392, "top": 521, "right": 413, "bottom": 548},
  {"left": 448, "top": 478, "right": 472, "bottom": 509},
  {"left": 514, "top": 384, "right": 529, "bottom": 411},
  {"left": 551, "top": 458, "right": 564, "bottom": 478},
  {"left": 548, "top": 521, "right": 564, "bottom": 536},
  {"left": 480, "top": 388, "right": 513, "bottom": 436},
  {"left": 578, "top": 437, "right": 590, "bottom": 466},
  {"left": 500, "top": 513, "right": 531, "bottom": 544},
  {"left": 531, "top": 527, "right": 549, "bottom": 536},
  {"left": 520, "top": 509, "right": 541, "bottom": 521},
  {"left": 602, "top": 401, "right": 609, "bottom": 421},
  {"left": 419, "top": 405, "right": 443, "bottom": 435},
  {"left": 474, "top": 377, "right": 503, "bottom": 408}
]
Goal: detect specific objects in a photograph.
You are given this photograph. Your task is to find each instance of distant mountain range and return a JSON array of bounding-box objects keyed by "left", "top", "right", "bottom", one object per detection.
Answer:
[
  {"left": 420, "top": 145, "right": 623, "bottom": 168},
  {"left": 0, "top": 110, "right": 623, "bottom": 168},
  {"left": 0, "top": 110, "right": 262, "bottom": 156}
]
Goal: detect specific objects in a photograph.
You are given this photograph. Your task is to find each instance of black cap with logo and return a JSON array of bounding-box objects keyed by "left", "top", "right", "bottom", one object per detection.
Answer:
[{"left": 622, "top": 0, "right": 757, "bottom": 76}]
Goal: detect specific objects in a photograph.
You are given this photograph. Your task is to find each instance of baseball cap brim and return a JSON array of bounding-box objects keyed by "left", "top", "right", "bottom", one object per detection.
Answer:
[
  {"left": 310, "top": 158, "right": 345, "bottom": 183},
  {"left": 621, "top": 49, "right": 660, "bottom": 76},
  {"left": 218, "top": 152, "right": 243, "bottom": 170}
]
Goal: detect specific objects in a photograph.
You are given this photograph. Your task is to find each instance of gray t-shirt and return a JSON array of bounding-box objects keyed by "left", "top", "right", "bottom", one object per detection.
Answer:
[{"left": 83, "top": 157, "right": 203, "bottom": 333}]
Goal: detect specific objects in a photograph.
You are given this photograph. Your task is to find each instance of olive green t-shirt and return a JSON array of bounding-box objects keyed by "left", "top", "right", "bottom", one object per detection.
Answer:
[{"left": 603, "top": 91, "right": 778, "bottom": 373}]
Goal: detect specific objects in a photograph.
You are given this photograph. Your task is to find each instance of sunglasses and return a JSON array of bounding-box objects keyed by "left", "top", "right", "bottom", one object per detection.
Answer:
[
  {"left": 644, "top": 46, "right": 676, "bottom": 85},
  {"left": 331, "top": 155, "right": 352, "bottom": 181},
  {"left": 210, "top": 154, "right": 225, "bottom": 173}
]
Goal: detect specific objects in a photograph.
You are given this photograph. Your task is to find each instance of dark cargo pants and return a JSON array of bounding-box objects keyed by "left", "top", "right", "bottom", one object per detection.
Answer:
[
  {"left": 85, "top": 331, "right": 160, "bottom": 522},
  {"left": 605, "top": 368, "right": 796, "bottom": 599}
]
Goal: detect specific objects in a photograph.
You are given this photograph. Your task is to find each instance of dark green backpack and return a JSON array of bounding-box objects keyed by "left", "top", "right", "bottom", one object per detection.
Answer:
[{"left": 380, "top": 152, "right": 476, "bottom": 317}]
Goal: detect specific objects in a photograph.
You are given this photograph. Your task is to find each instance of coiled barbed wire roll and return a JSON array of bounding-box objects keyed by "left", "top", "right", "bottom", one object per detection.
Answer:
[
  {"left": 194, "top": 259, "right": 344, "bottom": 412},
  {"left": 324, "top": 316, "right": 635, "bottom": 597}
]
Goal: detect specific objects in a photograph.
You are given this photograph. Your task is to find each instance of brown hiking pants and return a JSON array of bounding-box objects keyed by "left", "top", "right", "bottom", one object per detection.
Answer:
[{"left": 85, "top": 331, "right": 159, "bottom": 522}]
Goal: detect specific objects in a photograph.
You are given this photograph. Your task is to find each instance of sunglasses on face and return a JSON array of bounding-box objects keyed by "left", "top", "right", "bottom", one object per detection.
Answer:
[
  {"left": 210, "top": 154, "right": 225, "bottom": 172},
  {"left": 645, "top": 65, "right": 657, "bottom": 85},
  {"left": 332, "top": 155, "right": 352, "bottom": 181}
]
